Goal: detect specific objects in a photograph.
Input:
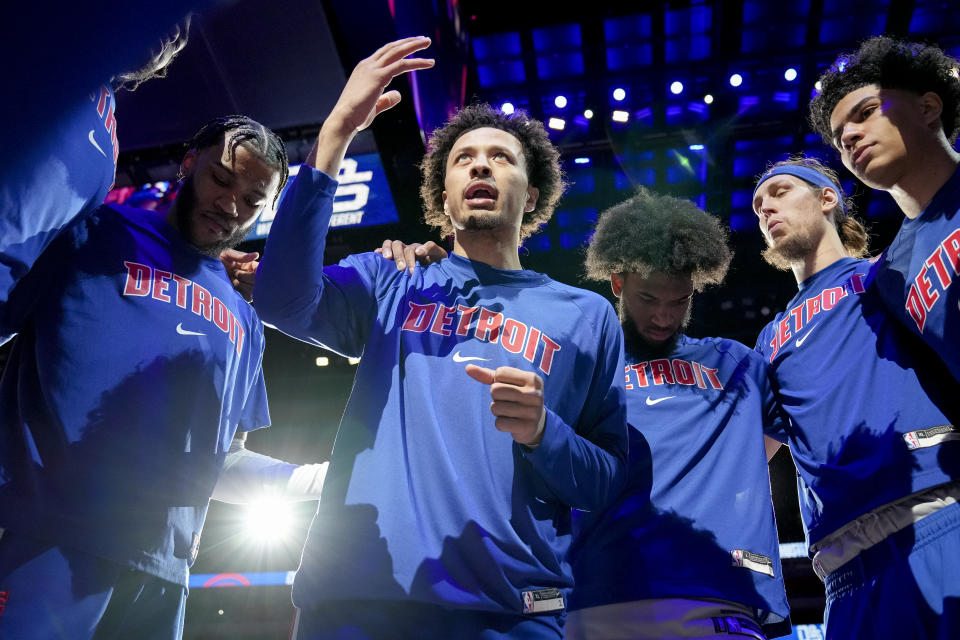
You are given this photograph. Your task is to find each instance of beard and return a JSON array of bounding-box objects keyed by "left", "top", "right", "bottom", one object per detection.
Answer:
[
  {"left": 459, "top": 209, "right": 508, "bottom": 233},
  {"left": 620, "top": 301, "right": 689, "bottom": 360},
  {"left": 762, "top": 225, "right": 819, "bottom": 271},
  {"left": 174, "top": 175, "right": 252, "bottom": 258}
]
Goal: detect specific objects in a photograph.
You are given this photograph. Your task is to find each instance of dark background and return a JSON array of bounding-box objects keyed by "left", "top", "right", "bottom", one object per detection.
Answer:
[{"left": 10, "top": 0, "right": 960, "bottom": 636}]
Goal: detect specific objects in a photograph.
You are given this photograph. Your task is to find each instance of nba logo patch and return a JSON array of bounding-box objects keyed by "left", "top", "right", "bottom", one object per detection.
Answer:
[
  {"left": 903, "top": 432, "right": 921, "bottom": 450},
  {"left": 520, "top": 588, "right": 564, "bottom": 614}
]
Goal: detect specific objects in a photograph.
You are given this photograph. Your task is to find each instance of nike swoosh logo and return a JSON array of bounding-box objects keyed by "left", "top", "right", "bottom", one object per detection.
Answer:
[
  {"left": 176, "top": 322, "right": 205, "bottom": 336},
  {"left": 795, "top": 323, "right": 819, "bottom": 348},
  {"left": 88, "top": 129, "right": 107, "bottom": 157},
  {"left": 452, "top": 350, "right": 490, "bottom": 363},
  {"left": 645, "top": 396, "right": 675, "bottom": 406}
]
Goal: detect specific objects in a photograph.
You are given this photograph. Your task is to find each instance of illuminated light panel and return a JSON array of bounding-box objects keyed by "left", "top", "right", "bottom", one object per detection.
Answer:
[
  {"left": 348, "top": 357, "right": 361, "bottom": 365},
  {"left": 729, "top": 73, "right": 743, "bottom": 87},
  {"left": 670, "top": 81, "right": 684, "bottom": 95},
  {"left": 703, "top": 94, "right": 714, "bottom": 104},
  {"left": 315, "top": 357, "right": 329, "bottom": 367},
  {"left": 612, "top": 110, "right": 629, "bottom": 123},
  {"left": 574, "top": 157, "right": 591, "bottom": 165},
  {"left": 814, "top": 80, "right": 822, "bottom": 91},
  {"left": 548, "top": 117, "right": 566, "bottom": 130},
  {"left": 583, "top": 109, "right": 594, "bottom": 119},
  {"left": 500, "top": 101, "right": 515, "bottom": 115},
  {"left": 688, "top": 144, "right": 705, "bottom": 151},
  {"left": 554, "top": 95, "right": 568, "bottom": 108},
  {"left": 784, "top": 67, "right": 798, "bottom": 82},
  {"left": 612, "top": 87, "right": 626, "bottom": 101}
]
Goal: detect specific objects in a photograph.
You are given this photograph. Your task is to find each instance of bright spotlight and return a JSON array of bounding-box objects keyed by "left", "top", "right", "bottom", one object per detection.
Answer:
[
  {"left": 574, "top": 157, "right": 591, "bottom": 165},
  {"left": 814, "top": 80, "right": 822, "bottom": 92},
  {"left": 500, "top": 102, "right": 515, "bottom": 115},
  {"left": 315, "top": 356, "right": 329, "bottom": 367},
  {"left": 347, "top": 357, "right": 361, "bottom": 365},
  {"left": 703, "top": 94, "right": 714, "bottom": 104},
  {"left": 244, "top": 499, "right": 294, "bottom": 543},
  {"left": 688, "top": 144, "right": 705, "bottom": 151},
  {"left": 729, "top": 73, "right": 743, "bottom": 88},
  {"left": 554, "top": 95, "right": 568, "bottom": 108},
  {"left": 612, "top": 88, "right": 626, "bottom": 101},
  {"left": 611, "top": 110, "right": 629, "bottom": 123},
  {"left": 670, "top": 81, "right": 684, "bottom": 95},
  {"left": 784, "top": 68, "right": 798, "bottom": 82},
  {"left": 583, "top": 109, "right": 594, "bottom": 119},
  {"left": 548, "top": 117, "right": 566, "bottom": 130}
]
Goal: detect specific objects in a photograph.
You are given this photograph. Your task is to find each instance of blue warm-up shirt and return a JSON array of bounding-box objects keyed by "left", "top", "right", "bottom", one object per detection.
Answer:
[
  {"left": 569, "top": 335, "right": 790, "bottom": 637},
  {"left": 0, "top": 204, "right": 269, "bottom": 586},
  {"left": 756, "top": 258, "right": 959, "bottom": 548},
  {"left": 254, "top": 167, "right": 628, "bottom": 615},
  {"left": 0, "top": 84, "right": 118, "bottom": 324},
  {"left": 875, "top": 165, "right": 960, "bottom": 385}
]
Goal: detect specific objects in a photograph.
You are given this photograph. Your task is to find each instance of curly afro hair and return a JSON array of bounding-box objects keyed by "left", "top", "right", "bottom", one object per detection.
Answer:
[
  {"left": 756, "top": 156, "right": 869, "bottom": 264},
  {"left": 420, "top": 103, "right": 565, "bottom": 241},
  {"left": 810, "top": 36, "right": 960, "bottom": 145},
  {"left": 585, "top": 187, "right": 731, "bottom": 292}
]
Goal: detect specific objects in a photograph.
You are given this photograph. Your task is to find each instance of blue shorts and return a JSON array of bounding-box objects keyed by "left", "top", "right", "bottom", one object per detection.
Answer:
[
  {"left": 823, "top": 501, "right": 960, "bottom": 640},
  {"left": 292, "top": 600, "right": 564, "bottom": 639},
  {"left": 0, "top": 530, "right": 186, "bottom": 640}
]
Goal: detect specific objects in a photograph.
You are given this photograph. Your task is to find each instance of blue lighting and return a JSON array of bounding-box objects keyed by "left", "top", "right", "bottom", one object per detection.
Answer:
[
  {"left": 574, "top": 157, "right": 591, "bottom": 164},
  {"left": 688, "top": 144, "right": 705, "bottom": 151}
]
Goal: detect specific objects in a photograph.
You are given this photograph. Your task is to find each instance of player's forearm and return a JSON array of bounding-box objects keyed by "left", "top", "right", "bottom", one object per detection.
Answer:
[
  {"left": 212, "top": 443, "right": 328, "bottom": 504},
  {"left": 304, "top": 114, "right": 357, "bottom": 178},
  {"left": 523, "top": 408, "right": 628, "bottom": 511},
  {"left": 253, "top": 166, "right": 337, "bottom": 331}
]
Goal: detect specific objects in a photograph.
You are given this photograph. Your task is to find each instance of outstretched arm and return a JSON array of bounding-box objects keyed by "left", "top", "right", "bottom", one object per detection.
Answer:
[
  {"left": 211, "top": 432, "right": 328, "bottom": 504},
  {"left": 253, "top": 38, "right": 434, "bottom": 349}
]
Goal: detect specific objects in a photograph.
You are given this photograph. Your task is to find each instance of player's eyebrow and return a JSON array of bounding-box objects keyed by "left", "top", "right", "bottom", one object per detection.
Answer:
[
  {"left": 214, "top": 160, "right": 267, "bottom": 199},
  {"left": 831, "top": 94, "right": 878, "bottom": 144}
]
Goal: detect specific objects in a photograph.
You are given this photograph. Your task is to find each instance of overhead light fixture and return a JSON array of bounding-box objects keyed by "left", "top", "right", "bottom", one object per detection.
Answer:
[
  {"left": 501, "top": 101, "right": 515, "bottom": 115},
  {"left": 729, "top": 73, "right": 743, "bottom": 88},
  {"left": 583, "top": 109, "right": 594, "bottom": 119},
  {"left": 611, "top": 110, "right": 629, "bottom": 123},
  {"left": 554, "top": 95, "right": 568, "bottom": 108},
  {"left": 548, "top": 117, "right": 566, "bottom": 130},
  {"left": 573, "top": 157, "right": 591, "bottom": 165},
  {"left": 315, "top": 357, "right": 329, "bottom": 367},
  {"left": 670, "top": 81, "right": 684, "bottom": 95},
  {"left": 612, "top": 88, "right": 626, "bottom": 101},
  {"left": 784, "top": 68, "right": 798, "bottom": 82},
  {"left": 703, "top": 94, "right": 714, "bottom": 104}
]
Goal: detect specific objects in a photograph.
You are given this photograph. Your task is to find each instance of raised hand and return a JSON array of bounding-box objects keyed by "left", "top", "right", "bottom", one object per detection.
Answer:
[
  {"left": 465, "top": 364, "right": 546, "bottom": 447},
  {"left": 309, "top": 37, "right": 434, "bottom": 176}
]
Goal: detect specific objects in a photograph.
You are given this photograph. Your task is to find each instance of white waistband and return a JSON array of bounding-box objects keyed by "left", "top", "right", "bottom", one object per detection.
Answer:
[{"left": 811, "top": 481, "right": 960, "bottom": 580}]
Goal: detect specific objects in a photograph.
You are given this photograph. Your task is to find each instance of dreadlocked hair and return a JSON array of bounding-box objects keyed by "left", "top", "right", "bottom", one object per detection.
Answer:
[
  {"left": 810, "top": 35, "right": 960, "bottom": 145},
  {"left": 585, "top": 186, "right": 731, "bottom": 291},
  {"left": 420, "top": 103, "right": 565, "bottom": 241},
  {"left": 186, "top": 115, "right": 289, "bottom": 206}
]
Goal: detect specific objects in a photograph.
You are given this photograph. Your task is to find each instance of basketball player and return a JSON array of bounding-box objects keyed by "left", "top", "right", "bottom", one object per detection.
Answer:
[
  {"left": 0, "top": 115, "right": 326, "bottom": 639},
  {"left": 809, "top": 36, "right": 960, "bottom": 383},
  {"left": 753, "top": 157, "right": 960, "bottom": 639},
  {"left": 563, "top": 188, "right": 790, "bottom": 639},
  {"left": 252, "top": 37, "right": 628, "bottom": 639}
]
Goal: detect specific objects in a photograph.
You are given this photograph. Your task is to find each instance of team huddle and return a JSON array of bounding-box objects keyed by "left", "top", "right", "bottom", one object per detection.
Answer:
[{"left": 0, "top": 19, "right": 957, "bottom": 640}]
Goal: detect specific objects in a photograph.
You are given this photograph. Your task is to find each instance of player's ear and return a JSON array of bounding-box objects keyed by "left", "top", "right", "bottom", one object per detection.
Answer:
[
  {"left": 178, "top": 150, "right": 198, "bottom": 181},
  {"left": 442, "top": 191, "right": 449, "bottom": 217},
  {"left": 821, "top": 187, "right": 839, "bottom": 215},
  {"left": 919, "top": 91, "right": 943, "bottom": 129},
  {"left": 610, "top": 272, "right": 624, "bottom": 298}
]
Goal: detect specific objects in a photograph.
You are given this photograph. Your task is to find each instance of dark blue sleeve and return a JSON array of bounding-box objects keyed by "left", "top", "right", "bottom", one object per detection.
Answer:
[
  {"left": 523, "top": 303, "right": 628, "bottom": 511},
  {"left": 252, "top": 167, "right": 379, "bottom": 358}
]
